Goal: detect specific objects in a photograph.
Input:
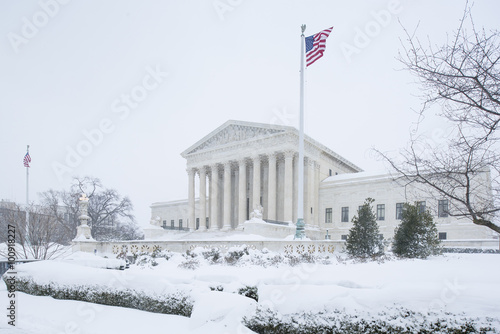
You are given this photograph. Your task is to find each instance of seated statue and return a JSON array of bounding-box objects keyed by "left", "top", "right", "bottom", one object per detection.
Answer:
[{"left": 250, "top": 204, "right": 263, "bottom": 219}]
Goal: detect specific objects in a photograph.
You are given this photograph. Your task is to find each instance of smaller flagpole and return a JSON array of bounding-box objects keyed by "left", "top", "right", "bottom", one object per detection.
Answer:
[
  {"left": 295, "top": 24, "right": 306, "bottom": 239},
  {"left": 25, "top": 145, "right": 30, "bottom": 244},
  {"left": 26, "top": 145, "right": 29, "bottom": 205}
]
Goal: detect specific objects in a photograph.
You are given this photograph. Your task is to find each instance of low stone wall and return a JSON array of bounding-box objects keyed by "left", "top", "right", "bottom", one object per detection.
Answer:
[
  {"left": 73, "top": 240, "right": 344, "bottom": 256},
  {"left": 73, "top": 238, "right": 499, "bottom": 257},
  {"left": 440, "top": 239, "right": 499, "bottom": 249}
]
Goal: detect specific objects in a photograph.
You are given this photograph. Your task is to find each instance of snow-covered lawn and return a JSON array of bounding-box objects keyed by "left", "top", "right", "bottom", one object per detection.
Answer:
[{"left": 1, "top": 249, "right": 499, "bottom": 333}]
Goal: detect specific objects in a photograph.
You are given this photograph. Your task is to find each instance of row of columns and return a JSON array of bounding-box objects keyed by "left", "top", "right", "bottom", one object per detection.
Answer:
[{"left": 186, "top": 152, "right": 318, "bottom": 231}]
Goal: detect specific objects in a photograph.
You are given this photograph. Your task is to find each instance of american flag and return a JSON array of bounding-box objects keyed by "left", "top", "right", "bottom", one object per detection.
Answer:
[
  {"left": 305, "top": 27, "right": 333, "bottom": 67},
  {"left": 23, "top": 152, "right": 31, "bottom": 167}
]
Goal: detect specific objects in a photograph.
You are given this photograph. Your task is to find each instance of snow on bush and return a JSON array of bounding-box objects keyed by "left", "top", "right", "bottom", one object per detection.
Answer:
[
  {"left": 237, "top": 285, "right": 259, "bottom": 302},
  {"left": 225, "top": 245, "right": 250, "bottom": 265},
  {"left": 171, "top": 245, "right": 334, "bottom": 269},
  {"left": 200, "top": 247, "right": 223, "bottom": 264},
  {"left": 134, "top": 249, "right": 174, "bottom": 268},
  {"left": 243, "top": 305, "right": 499, "bottom": 334},
  {"left": 4, "top": 275, "right": 194, "bottom": 317}
]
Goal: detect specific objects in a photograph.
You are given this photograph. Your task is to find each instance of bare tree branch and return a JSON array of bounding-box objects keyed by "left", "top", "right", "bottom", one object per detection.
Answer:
[
  {"left": 398, "top": 5, "right": 500, "bottom": 135},
  {"left": 0, "top": 203, "right": 67, "bottom": 259},
  {"left": 381, "top": 4, "right": 500, "bottom": 235}
]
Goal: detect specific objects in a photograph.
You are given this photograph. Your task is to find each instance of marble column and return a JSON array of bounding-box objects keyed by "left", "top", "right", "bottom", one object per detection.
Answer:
[
  {"left": 198, "top": 167, "right": 207, "bottom": 231},
  {"left": 308, "top": 159, "right": 315, "bottom": 224},
  {"left": 283, "top": 151, "right": 294, "bottom": 222},
  {"left": 210, "top": 164, "right": 219, "bottom": 230},
  {"left": 252, "top": 155, "right": 261, "bottom": 211},
  {"left": 187, "top": 168, "right": 195, "bottom": 231},
  {"left": 222, "top": 161, "right": 232, "bottom": 230},
  {"left": 303, "top": 158, "right": 309, "bottom": 223},
  {"left": 314, "top": 162, "right": 320, "bottom": 226},
  {"left": 207, "top": 173, "right": 211, "bottom": 229},
  {"left": 238, "top": 158, "right": 247, "bottom": 225},
  {"left": 267, "top": 153, "right": 277, "bottom": 221},
  {"left": 292, "top": 153, "right": 298, "bottom": 224}
]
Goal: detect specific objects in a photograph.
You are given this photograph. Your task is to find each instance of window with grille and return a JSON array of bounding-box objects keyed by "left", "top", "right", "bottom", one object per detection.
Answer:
[
  {"left": 325, "top": 208, "right": 332, "bottom": 223},
  {"left": 341, "top": 207, "right": 349, "bottom": 222}
]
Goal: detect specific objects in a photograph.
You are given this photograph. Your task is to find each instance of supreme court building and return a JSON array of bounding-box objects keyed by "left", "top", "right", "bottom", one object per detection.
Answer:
[{"left": 149, "top": 120, "right": 498, "bottom": 244}]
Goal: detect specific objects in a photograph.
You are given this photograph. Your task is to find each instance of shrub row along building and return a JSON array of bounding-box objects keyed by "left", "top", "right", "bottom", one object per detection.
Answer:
[{"left": 148, "top": 120, "right": 497, "bottom": 246}]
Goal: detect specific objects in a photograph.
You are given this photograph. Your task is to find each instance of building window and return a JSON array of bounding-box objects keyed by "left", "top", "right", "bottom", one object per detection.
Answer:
[
  {"left": 171, "top": 220, "right": 174, "bottom": 228},
  {"left": 325, "top": 208, "right": 332, "bottom": 223},
  {"left": 341, "top": 207, "right": 349, "bottom": 222},
  {"left": 162, "top": 220, "right": 166, "bottom": 228},
  {"left": 196, "top": 218, "right": 200, "bottom": 229},
  {"left": 439, "top": 232, "right": 447, "bottom": 240},
  {"left": 206, "top": 217, "right": 209, "bottom": 229},
  {"left": 329, "top": 169, "right": 332, "bottom": 176},
  {"left": 341, "top": 235, "right": 348, "bottom": 241},
  {"left": 396, "top": 203, "right": 403, "bottom": 220},
  {"left": 417, "top": 201, "right": 426, "bottom": 214},
  {"left": 377, "top": 204, "right": 385, "bottom": 221},
  {"left": 179, "top": 219, "right": 183, "bottom": 230},
  {"left": 438, "top": 200, "right": 449, "bottom": 218}
]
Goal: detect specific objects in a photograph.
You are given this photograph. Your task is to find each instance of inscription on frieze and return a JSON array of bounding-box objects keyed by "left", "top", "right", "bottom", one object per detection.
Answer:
[{"left": 188, "top": 125, "right": 284, "bottom": 154}]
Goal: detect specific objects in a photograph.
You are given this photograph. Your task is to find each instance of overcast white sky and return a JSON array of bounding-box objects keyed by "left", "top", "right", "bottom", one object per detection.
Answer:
[{"left": 1, "top": 0, "right": 498, "bottom": 227}]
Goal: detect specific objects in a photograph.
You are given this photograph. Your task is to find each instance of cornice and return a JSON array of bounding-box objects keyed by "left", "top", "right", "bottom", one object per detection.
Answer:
[{"left": 182, "top": 120, "right": 363, "bottom": 172}]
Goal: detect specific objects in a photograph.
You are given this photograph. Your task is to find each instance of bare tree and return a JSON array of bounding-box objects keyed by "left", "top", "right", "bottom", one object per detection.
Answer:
[
  {"left": 72, "top": 176, "right": 102, "bottom": 199},
  {"left": 378, "top": 128, "right": 499, "bottom": 233},
  {"left": 399, "top": 2, "right": 500, "bottom": 138},
  {"left": 39, "top": 189, "right": 78, "bottom": 244},
  {"left": 380, "top": 3, "right": 500, "bottom": 234},
  {"left": 41, "top": 176, "right": 143, "bottom": 241},
  {"left": 87, "top": 188, "right": 138, "bottom": 241},
  {"left": 0, "top": 203, "right": 67, "bottom": 259}
]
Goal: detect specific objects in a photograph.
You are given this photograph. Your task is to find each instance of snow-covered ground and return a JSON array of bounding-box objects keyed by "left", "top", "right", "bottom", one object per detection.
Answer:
[{"left": 1, "top": 250, "right": 499, "bottom": 333}]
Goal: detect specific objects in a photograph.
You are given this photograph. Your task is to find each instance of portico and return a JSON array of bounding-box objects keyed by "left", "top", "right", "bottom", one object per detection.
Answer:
[{"left": 181, "top": 120, "right": 362, "bottom": 231}]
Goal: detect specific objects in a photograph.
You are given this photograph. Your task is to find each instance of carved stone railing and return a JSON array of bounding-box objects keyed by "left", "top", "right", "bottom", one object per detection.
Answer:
[{"left": 72, "top": 240, "right": 345, "bottom": 256}]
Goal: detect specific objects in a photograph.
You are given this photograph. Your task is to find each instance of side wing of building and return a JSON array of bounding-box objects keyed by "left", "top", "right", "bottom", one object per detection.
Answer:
[{"left": 318, "top": 171, "right": 497, "bottom": 242}]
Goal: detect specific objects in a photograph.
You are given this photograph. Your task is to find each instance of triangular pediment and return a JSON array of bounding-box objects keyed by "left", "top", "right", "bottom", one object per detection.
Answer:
[{"left": 182, "top": 121, "right": 288, "bottom": 156}]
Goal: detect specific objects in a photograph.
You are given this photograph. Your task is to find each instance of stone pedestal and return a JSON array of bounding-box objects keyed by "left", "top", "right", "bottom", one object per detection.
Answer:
[
  {"left": 75, "top": 222, "right": 93, "bottom": 241},
  {"left": 73, "top": 194, "right": 95, "bottom": 241}
]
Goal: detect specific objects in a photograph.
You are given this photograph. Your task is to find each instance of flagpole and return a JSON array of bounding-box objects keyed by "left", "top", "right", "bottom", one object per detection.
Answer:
[
  {"left": 295, "top": 24, "right": 306, "bottom": 239},
  {"left": 25, "top": 145, "right": 30, "bottom": 244}
]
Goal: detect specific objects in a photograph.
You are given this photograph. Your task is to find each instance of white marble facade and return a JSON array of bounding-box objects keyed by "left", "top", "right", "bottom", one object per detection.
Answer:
[
  {"left": 318, "top": 172, "right": 498, "bottom": 242},
  {"left": 151, "top": 120, "right": 361, "bottom": 231},
  {"left": 150, "top": 120, "right": 498, "bottom": 243}
]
